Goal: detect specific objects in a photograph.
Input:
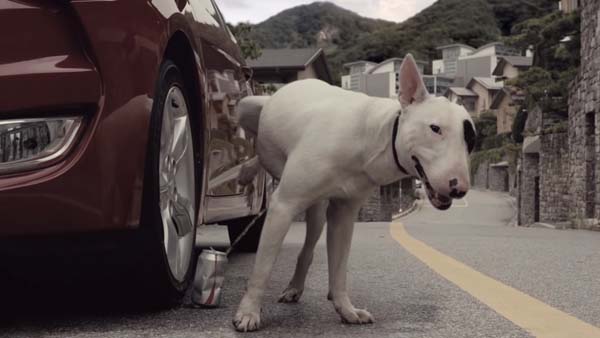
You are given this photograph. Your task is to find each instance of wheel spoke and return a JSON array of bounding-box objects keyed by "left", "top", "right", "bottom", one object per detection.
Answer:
[
  {"left": 171, "top": 117, "right": 190, "bottom": 166},
  {"left": 160, "top": 105, "right": 174, "bottom": 162},
  {"left": 171, "top": 195, "right": 194, "bottom": 237},
  {"left": 157, "top": 85, "right": 196, "bottom": 283},
  {"left": 161, "top": 203, "right": 182, "bottom": 277}
]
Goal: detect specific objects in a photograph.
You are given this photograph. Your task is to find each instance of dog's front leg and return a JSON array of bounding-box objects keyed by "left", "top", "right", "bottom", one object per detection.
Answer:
[
  {"left": 326, "top": 198, "right": 374, "bottom": 325},
  {"left": 233, "top": 190, "right": 298, "bottom": 332}
]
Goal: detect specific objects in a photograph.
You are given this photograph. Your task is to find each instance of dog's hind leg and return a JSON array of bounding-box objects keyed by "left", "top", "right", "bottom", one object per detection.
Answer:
[
  {"left": 278, "top": 200, "right": 328, "bottom": 303},
  {"left": 326, "top": 198, "right": 374, "bottom": 325}
]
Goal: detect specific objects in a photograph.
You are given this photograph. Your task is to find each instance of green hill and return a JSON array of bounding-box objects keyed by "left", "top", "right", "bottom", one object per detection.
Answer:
[
  {"left": 240, "top": 0, "right": 558, "bottom": 82},
  {"left": 248, "top": 2, "right": 393, "bottom": 52}
]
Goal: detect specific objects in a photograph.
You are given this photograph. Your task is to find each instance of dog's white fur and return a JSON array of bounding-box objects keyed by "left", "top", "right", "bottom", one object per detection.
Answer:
[{"left": 233, "top": 55, "right": 474, "bottom": 331}]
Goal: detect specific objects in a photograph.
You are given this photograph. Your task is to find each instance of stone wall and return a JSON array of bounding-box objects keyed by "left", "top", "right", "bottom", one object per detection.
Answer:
[
  {"left": 568, "top": 0, "right": 600, "bottom": 228},
  {"left": 358, "top": 181, "right": 404, "bottom": 222},
  {"left": 518, "top": 153, "right": 539, "bottom": 225},
  {"left": 488, "top": 166, "right": 509, "bottom": 192},
  {"left": 508, "top": 169, "right": 518, "bottom": 197},
  {"left": 472, "top": 160, "right": 512, "bottom": 192},
  {"left": 291, "top": 179, "right": 410, "bottom": 223},
  {"left": 539, "top": 133, "right": 570, "bottom": 223},
  {"left": 473, "top": 161, "right": 489, "bottom": 189},
  {"left": 399, "top": 178, "right": 417, "bottom": 212}
]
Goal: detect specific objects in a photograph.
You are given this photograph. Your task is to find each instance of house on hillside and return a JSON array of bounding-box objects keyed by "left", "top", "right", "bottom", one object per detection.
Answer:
[
  {"left": 445, "top": 77, "right": 503, "bottom": 117},
  {"left": 490, "top": 88, "right": 523, "bottom": 134},
  {"left": 446, "top": 87, "right": 478, "bottom": 114},
  {"left": 341, "top": 58, "right": 452, "bottom": 97},
  {"left": 467, "top": 77, "right": 504, "bottom": 116},
  {"left": 490, "top": 56, "right": 532, "bottom": 134},
  {"left": 493, "top": 56, "right": 533, "bottom": 81},
  {"left": 433, "top": 44, "right": 476, "bottom": 77},
  {"left": 454, "top": 42, "right": 521, "bottom": 86},
  {"left": 341, "top": 58, "right": 425, "bottom": 98},
  {"left": 434, "top": 42, "right": 522, "bottom": 86},
  {"left": 247, "top": 48, "right": 332, "bottom": 93}
]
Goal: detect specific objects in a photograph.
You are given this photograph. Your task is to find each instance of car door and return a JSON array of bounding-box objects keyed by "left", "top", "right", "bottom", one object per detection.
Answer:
[{"left": 188, "top": 0, "right": 263, "bottom": 222}]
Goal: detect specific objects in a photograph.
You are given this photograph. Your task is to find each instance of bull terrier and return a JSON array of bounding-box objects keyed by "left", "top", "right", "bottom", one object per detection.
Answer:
[{"left": 232, "top": 54, "right": 476, "bottom": 331}]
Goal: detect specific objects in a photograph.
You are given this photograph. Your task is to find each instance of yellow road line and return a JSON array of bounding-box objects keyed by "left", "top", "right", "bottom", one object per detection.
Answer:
[{"left": 390, "top": 221, "right": 600, "bottom": 338}]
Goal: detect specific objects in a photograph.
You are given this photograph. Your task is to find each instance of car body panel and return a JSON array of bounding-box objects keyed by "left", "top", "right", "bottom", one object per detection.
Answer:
[{"left": 0, "top": 0, "right": 266, "bottom": 237}]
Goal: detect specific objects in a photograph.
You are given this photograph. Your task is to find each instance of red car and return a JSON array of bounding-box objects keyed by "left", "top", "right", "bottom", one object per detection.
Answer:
[{"left": 0, "top": 0, "right": 268, "bottom": 304}]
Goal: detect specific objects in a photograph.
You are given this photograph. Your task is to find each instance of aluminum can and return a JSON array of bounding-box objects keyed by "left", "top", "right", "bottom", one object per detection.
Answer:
[{"left": 192, "top": 249, "right": 228, "bottom": 307}]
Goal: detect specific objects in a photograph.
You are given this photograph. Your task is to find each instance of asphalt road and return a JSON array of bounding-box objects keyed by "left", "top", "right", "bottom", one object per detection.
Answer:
[{"left": 1, "top": 190, "right": 600, "bottom": 337}]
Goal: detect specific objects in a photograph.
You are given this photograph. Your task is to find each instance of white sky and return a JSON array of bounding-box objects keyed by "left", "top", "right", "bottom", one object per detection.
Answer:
[{"left": 216, "top": 0, "right": 437, "bottom": 24}]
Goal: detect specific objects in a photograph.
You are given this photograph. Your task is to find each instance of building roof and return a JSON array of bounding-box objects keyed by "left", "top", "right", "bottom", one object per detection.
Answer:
[
  {"left": 247, "top": 48, "right": 324, "bottom": 69},
  {"left": 436, "top": 43, "right": 476, "bottom": 51},
  {"left": 502, "top": 56, "right": 534, "bottom": 67},
  {"left": 468, "top": 77, "right": 504, "bottom": 90},
  {"left": 247, "top": 48, "right": 333, "bottom": 83},
  {"left": 492, "top": 56, "right": 534, "bottom": 75},
  {"left": 343, "top": 60, "right": 377, "bottom": 68},
  {"left": 474, "top": 41, "right": 504, "bottom": 52},
  {"left": 367, "top": 57, "right": 428, "bottom": 74},
  {"left": 447, "top": 87, "right": 478, "bottom": 97}
]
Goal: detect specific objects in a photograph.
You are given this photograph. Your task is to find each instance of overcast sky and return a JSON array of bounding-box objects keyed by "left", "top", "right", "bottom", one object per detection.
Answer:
[{"left": 217, "top": 0, "right": 437, "bottom": 24}]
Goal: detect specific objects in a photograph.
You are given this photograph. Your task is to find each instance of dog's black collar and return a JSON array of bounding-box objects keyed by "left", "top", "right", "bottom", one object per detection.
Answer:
[{"left": 392, "top": 115, "right": 409, "bottom": 175}]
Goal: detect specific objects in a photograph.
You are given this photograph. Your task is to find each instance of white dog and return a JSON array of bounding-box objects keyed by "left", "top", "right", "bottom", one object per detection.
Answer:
[{"left": 233, "top": 54, "right": 476, "bottom": 331}]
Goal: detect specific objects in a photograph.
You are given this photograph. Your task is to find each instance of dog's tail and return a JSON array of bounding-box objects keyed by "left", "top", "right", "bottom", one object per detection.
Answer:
[{"left": 238, "top": 96, "right": 270, "bottom": 136}]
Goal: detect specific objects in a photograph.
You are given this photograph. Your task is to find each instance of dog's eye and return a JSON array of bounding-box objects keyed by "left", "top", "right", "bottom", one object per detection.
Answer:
[{"left": 430, "top": 125, "right": 442, "bottom": 135}]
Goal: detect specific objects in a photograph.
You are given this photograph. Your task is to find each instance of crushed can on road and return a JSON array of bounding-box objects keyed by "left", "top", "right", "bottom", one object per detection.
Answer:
[{"left": 192, "top": 249, "right": 228, "bottom": 308}]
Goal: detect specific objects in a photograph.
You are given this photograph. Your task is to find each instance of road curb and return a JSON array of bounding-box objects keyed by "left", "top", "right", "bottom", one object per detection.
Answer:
[{"left": 392, "top": 199, "right": 422, "bottom": 220}]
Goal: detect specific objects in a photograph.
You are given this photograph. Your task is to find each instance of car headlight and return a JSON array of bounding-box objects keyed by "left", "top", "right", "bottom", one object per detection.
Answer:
[{"left": 0, "top": 117, "right": 83, "bottom": 175}]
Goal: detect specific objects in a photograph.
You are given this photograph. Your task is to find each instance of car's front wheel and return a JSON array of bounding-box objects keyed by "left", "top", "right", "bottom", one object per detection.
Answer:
[{"left": 138, "top": 60, "right": 198, "bottom": 305}]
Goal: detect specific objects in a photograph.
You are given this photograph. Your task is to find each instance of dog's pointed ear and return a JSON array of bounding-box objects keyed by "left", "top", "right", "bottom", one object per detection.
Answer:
[{"left": 398, "top": 54, "right": 429, "bottom": 109}]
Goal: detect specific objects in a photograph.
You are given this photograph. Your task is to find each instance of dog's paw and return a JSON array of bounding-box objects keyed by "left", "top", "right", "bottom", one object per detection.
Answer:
[
  {"left": 233, "top": 311, "right": 261, "bottom": 332},
  {"left": 278, "top": 286, "right": 303, "bottom": 303},
  {"left": 339, "top": 308, "right": 375, "bottom": 325}
]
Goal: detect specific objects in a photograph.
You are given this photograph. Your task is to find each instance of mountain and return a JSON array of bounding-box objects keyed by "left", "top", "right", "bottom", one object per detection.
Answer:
[
  {"left": 337, "top": 0, "right": 500, "bottom": 66},
  {"left": 240, "top": 0, "right": 558, "bottom": 83},
  {"left": 248, "top": 2, "right": 393, "bottom": 53}
]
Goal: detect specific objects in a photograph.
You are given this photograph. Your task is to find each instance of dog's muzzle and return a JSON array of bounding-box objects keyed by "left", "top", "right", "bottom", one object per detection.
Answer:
[{"left": 412, "top": 156, "right": 452, "bottom": 211}]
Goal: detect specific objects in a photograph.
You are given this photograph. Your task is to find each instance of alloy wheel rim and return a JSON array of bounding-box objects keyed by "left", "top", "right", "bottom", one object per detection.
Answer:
[{"left": 159, "top": 86, "right": 196, "bottom": 282}]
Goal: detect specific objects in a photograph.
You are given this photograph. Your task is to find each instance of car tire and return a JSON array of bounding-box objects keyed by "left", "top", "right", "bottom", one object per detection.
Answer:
[
  {"left": 226, "top": 206, "right": 266, "bottom": 253},
  {"left": 136, "top": 60, "right": 199, "bottom": 306}
]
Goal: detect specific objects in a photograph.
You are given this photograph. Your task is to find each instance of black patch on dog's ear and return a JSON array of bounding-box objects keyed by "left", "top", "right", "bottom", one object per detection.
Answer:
[{"left": 463, "top": 120, "right": 476, "bottom": 154}]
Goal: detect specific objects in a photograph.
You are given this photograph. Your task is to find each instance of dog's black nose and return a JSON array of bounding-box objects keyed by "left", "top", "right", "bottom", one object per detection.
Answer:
[
  {"left": 449, "top": 188, "right": 466, "bottom": 199},
  {"left": 449, "top": 178, "right": 458, "bottom": 188}
]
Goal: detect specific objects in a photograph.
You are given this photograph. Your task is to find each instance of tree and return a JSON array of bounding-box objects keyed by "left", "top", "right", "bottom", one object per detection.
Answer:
[
  {"left": 512, "top": 108, "right": 528, "bottom": 143},
  {"left": 505, "top": 10, "right": 580, "bottom": 119},
  {"left": 487, "top": 0, "right": 558, "bottom": 35},
  {"left": 473, "top": 112, "right": 501, "bottom": 151},
  {"left": 229, "top": 22, "right": 262, "bottom": 60}
]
